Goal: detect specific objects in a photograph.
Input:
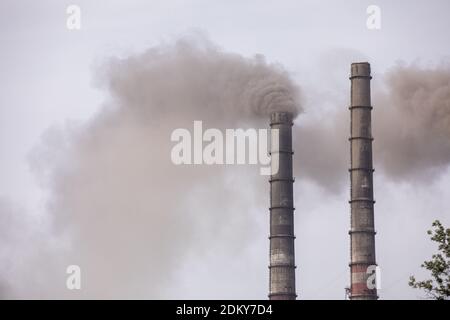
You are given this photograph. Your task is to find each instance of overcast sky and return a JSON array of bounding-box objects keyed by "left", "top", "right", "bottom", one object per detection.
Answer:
[{"left": 1, "top": 0, "right": 449, "bottom": 299}]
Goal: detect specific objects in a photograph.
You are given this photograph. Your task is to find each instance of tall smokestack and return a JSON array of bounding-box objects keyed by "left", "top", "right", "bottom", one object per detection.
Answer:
[
  {"left": 348, "top": 62, "right": 378, "bottom": 300},
  {"left": 269, "top": 111, "right": 296, "bottom": 300}
]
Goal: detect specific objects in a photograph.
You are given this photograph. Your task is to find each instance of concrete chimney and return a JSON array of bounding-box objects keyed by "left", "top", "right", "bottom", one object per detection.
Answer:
[
  {"left": 269, "top": 111, "right": 296, "bottom": 300},
  {"left": 349, "top": 62, "right": 378, "bottom": 300}
]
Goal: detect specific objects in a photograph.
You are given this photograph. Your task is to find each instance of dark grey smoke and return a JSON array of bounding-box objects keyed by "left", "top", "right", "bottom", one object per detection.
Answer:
[
  {"left": 375, "top": 63, "right": 450, "bottom": 180},
  {"left": 293, "top": 62, "right": 450, "bottom": 191},
  {"left": 2, "top": 36, "right": 448, "bottom": 298},
  {"left": 0, "top": 35, "right": 302, "bottom": 298}
]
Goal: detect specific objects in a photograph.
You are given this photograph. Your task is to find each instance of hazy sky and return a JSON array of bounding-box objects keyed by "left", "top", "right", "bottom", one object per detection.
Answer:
[{"left": 1, "top": 0, "right": 449, "bottom": 299}]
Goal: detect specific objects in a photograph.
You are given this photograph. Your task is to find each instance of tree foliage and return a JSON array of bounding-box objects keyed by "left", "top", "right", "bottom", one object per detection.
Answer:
[{"left": 409, "top": 220, "right": 450, "bottom": 300}]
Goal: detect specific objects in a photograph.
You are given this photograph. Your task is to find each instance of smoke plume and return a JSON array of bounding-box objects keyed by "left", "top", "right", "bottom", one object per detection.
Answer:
[
  {"left": 292, "top": 61, "right": 450, "bottom": 191},
  {"left": 375, "top": 63, "right": 450, "bottom": 180},
  {"left": 2, "top": 35, "right": 449, "bottom": 299},
  {"left": 0, "top": 35, "right": 302, "bottom": 298}
]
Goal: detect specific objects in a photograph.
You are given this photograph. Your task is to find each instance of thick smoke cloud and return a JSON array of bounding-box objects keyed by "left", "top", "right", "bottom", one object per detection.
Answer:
[
  {"left": 0, "top": 36, "right": 302, "bottom": 298},
  {"left": 103, "top": 36, "right": 301, "bottom": 122},
  {"left": 293, "top": 62, "right": 450, "bottom": 191},
  {"left": 2, "top": 34, "right": 449, "bottom": 298},
  {"left": 375, "top": 63, "right": 450, "bottom": 180}
]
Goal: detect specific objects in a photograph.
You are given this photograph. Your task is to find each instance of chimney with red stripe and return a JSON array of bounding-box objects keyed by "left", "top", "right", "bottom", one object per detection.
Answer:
[{"left": 348, "top": 62, "right": 378, "bottom": 300}]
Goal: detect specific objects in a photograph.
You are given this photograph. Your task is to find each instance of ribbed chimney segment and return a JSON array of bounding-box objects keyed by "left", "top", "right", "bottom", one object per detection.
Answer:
[
  {"left": 269, "top": 111, "right": 296, "bottom": 300},
  {"left": 349, "top": 62, "right": 378, "bottom": 300}
]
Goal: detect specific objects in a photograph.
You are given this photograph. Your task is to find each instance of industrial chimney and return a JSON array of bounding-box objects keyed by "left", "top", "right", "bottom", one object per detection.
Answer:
[
  {"left": 269, "top": 111, "right": 296, "bottom": 300},
  {"left": 348, "top": 62, "right": 378, "bottom": 300}
]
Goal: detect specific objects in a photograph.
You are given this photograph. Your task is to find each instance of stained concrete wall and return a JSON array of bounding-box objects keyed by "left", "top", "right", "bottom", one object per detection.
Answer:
[
  {"left": 349, "top": 62, "right": 378, "bottom": 300},
  {"left": 269, "top": 111, "right": 296, "bottom": 300}
]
